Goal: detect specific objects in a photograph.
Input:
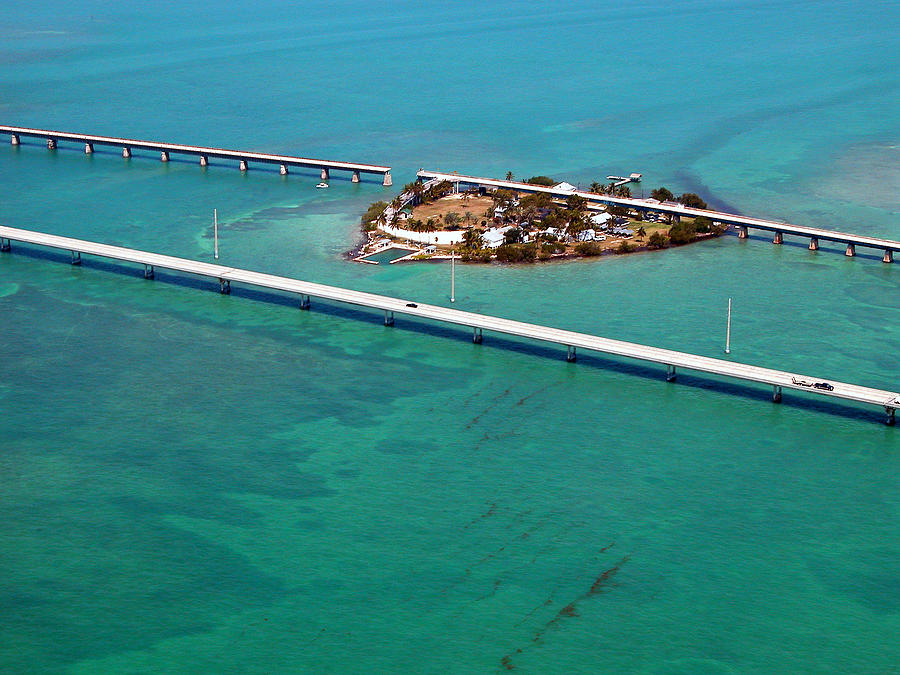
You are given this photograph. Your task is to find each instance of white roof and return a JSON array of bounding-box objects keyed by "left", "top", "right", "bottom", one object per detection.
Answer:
[
  {"left": 590, "top": 212, "right": 612, "bottom": 225},
  {"left": 553, "top": 181, "right": 578, "bottom": 193}
]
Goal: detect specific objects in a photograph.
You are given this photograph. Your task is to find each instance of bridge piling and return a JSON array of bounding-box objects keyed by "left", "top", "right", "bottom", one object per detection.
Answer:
[
  {"left": 383, "top": 171, "right": 392, "bottom": 187},
  {"left": 883, "top": 250, "right": 893, "bottom": 264},
  {"left": 808, "top": 237, "right": 819, "bottom": 251},
  {"left": 1, "top": 237, "right": 10, "bottom": 251},
  {"left": 773, "top": 231, "right": 783, "bottom": 245},
  {"left": 70, "top": 251, "right": 81, "bottom": 265},
  {"left": 122, "top": 147, "right": 131, "bottom": 158},
  {"left": 567, "top": 346, "right": 577, "bottom": 362},
  {"left": 299, "top": 294, "right": 310, "bottom": 310},
  {"left": 773, "top": 385, "right": 782, "bottom": 403},
  {"left": 199, "top": 155, "right": 208, "bottom": 167},
  {"left": 47, "top": 138, "right": 57, "bottom": 150},
  {"left": 738, "top": 226, "right": 748, "bottom": 239},
  {"left": 10, "top": 133, "right": 19, "bottom": 145},
  {"left": 160, "top": 151, "right": 169, "bottom": 162},
  {"left": 218, "top": 279, "right": 231, "bottom": 294},
  {"left": 352, "top": 170, "right": 360, "bottom": 183},
  {"left": 887, "top": 407, "right": 896, "bottom": 426},
  {"left": 239, "top": 160, "right": 248, "bottom": 172},
  {"left": 384, "top": 310, "right": 395, "bottom": 326},
  {"left": 473, "top": 327, "right": 483, "bottom": 344},
  {"left": 143, "top": 264, "right": 154, "bottom": 279},
  {"left": 279, "top": 164, "right": 288, "bottom": 175},
  {"left": 666, "top": 365, "right": 677, "bottom": 382},
  {"left": 84, "top": 143, "right": 93, "bottom": 154},
  {"left": 321, "top": 168, "right": 329, "bottom": 181},
  {"left": 846, "top": 243, "right": 856, "bottom": 257}
]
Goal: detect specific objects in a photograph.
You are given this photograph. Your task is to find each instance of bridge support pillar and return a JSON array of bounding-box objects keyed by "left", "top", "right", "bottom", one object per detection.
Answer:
[
  {"left": 199, "top": 155, "right": 208, "bottom": 167},
  {"left": 219, "top": 279, "right": 231, "bottom": 295},
  {"left": 239, "top": 160, "right": 248, "bottom": 172},
  {"left": 279, "top": 163, "right": 288, "bottom": 175},
  {"left": 845, "top": 243, "right": 855, "bottom": 257},
  {"left": 122, "top": 147, "right": 131, "bottom": 158},
  {"left": 772, "top": 385, "right": 782, "bottom": 403},
  {"left": 384, "top": 310, "right": 394, "bottom": 327},
  {"left": 320, "top": 168, "right": 329, "bottom": 181},
  {"left": 566, "top": 346, "right": 577, "bottom": 362},
  {"left": 808, "top": 237, "right": 818, "bottom": 251},
  {"left": 773, "top": 231, "right": 783, "bottom": 245},
  {"left": 143, "top": 264, "right": 154, "bottom": 279},
  {"left": 383, "top": 171, "right": 393, "bottom": 187},
  {"left": 352, "top": 170, "right": 360, "bottom": 183},
  {"left": 0, "top": 237, "right": 11, "bottom": 252},
  {"left": 10, "top": 134, "right": 19, "bottom": 145},
  {"left": 47, "top": 138, "right": 57, "bottom": 150},
  {"left": 473, "top": 327, "right": 483, "bottom": 344},
  {"left": 160, "top": 151, "right": 169, "bottom": 162},
  {"left": 738, "top": 226, "right": 748, "bottom": 239},
  {"left": 883, "top": 250, "right": 893, "bottom": 264},
  {"left": 70, "top": 251, "right": 81, "bottom": 266},
  {"left": 84, "top": 143, "right": 94, "bottom": 154},
  {"left": 299, "top": 294, "right": 310, "bottom": 310},
  {"left": 886, "top": 407, "right": 896, "bottom": 427},
  {"left": 673, "top": 215, "right": 681, "bottom": 224},
  {"left": 666, "top": 365, "right": 676, "bottom": 382}
]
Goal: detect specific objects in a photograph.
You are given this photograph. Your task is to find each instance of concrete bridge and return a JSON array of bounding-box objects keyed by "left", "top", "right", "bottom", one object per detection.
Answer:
[
  {"left": 418, "top": 170, "right": 899, "bottom": 262},
  {"left": 1, "top": 125, "right": 393, "bottom": 185},
  {"left": 1, "top": 224, "right": 896, "bottom": 425}
]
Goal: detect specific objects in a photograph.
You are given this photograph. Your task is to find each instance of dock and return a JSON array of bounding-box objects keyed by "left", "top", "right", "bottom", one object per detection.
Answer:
[
  {"left": 418, "top": 170, "right": 899, "bottom": 262},
  {"left": 1, "top": 224, "right": 896, "bottom": 425},
  {"left": 1, "top": 125, "right": 393, "bottom": 185}
]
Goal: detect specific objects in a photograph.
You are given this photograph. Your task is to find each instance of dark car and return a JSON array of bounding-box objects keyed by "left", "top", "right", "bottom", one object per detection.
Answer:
[
  {"left": 406, "top": 302, "right": 418, "bottom": 308},
  {"left": 813, "top": 382, "right": 834, "bottom": 391}
]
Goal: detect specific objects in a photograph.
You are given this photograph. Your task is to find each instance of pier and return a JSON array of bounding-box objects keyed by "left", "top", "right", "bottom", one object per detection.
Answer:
[
  {"left": 1, "top": 224, "right": 896, "bottom": 425},
  {"left": 1, "top": 125, "right": 393, "bottom": 185},
  {"left": 418, "top": 170, "right": 900, "bottom": 261}
]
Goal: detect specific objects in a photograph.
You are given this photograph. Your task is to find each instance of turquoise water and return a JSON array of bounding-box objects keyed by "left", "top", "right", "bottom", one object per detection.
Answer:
[{"left": 1, "top": 1, "right": 899, "bottom": 673}]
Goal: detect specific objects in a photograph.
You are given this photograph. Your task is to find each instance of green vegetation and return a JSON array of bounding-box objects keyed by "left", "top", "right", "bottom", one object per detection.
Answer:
[
  {"left": 526, "top": 175, "right": 556, "bottom": 186},
  {"left": 574, "top": 241, "right": 604, "bottom": 256},
  {"left": 616, "top": 241, "right": 637, "bottom": 254},
  {"left": 680, "top": 192, "right": 708, "bottom": 209},
  {"left": 361, "top": 201, "right": 388, "bottom": 230},
  {"left": 647, "top": 231, "right": 668, "bottom": 249},
  {"left": 651, "top": 186, "right": 674, "bottom": 202},
  {"left": 495, "top": 243, "right": 537, "bottom": 263}
]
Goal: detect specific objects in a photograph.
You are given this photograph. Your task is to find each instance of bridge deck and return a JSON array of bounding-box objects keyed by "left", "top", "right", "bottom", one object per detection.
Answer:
[
  {"left": 1, "top": 224, "right": 896, "bottom": 418},
  {"left": 418, "top": 171, "right": 900, "bottom": 251},
  {"left": 1, "top": 125, "right": 390, "bottom": 174}
]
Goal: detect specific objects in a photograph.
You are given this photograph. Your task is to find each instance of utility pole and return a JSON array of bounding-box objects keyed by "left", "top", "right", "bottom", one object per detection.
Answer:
[
  {"left": 724, "top": 297, "right": 732, "bottom": 354},
  {"left": 450, "top": 249, "right": 456, "bottom": 303},
  {"left": 214, "top": 208, "right": 219, "bottom": 260}
]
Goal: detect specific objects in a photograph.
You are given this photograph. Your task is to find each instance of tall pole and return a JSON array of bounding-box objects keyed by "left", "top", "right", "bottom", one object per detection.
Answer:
[
  {"left": 450, "top": 249, "right": 455, "bottom": 303},
  {"left": 724, "top": 297, "right": 732, "bottom": 354},
  {"left": 214, "top": 208, "right": 219, "bottom": 260}
]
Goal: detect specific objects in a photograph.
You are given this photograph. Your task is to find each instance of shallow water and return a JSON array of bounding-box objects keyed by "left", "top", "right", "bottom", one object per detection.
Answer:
[{"left": 1, "top": 1, "right": 899, "bottom": 673}]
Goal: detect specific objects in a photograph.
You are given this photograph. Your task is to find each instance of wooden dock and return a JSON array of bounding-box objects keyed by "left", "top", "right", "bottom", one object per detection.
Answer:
[{"left": 1, "top": 224, "right": 896, "bottom": 424}]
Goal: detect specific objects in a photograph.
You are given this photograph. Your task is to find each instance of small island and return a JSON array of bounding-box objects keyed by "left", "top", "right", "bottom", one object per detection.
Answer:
[{"left": 352, "top": 174, "right": 724, "bottom": 264}]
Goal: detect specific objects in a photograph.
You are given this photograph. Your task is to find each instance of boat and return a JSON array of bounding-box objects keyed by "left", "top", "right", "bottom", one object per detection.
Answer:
[{"left": 316, "top": 182, "right": 328, "bottom": 189}]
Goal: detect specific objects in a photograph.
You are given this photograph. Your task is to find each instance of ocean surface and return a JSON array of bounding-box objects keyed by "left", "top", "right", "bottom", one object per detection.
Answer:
[{"left": 1, "top": 1, "right": 899, "bottom": 672}]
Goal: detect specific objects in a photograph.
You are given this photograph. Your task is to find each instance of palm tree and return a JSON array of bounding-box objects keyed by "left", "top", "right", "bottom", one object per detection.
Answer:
[
  {"left": 424, "top": 218, "right": 438, "bottom": 232},
  {"left": 463, "top": 229, "right": 484, "bottom": 249},
  {"left": 590, "top": 182, "right": 603, "bottom": 194},
  {"left": 463, "top": 211, "right": 475, "bottom": 227},
  {"left": 505, "top": 171, "right": 514, "bottom": 181},
  {"left": 636, "top": 226, "right": 647, "bottom": 241}
]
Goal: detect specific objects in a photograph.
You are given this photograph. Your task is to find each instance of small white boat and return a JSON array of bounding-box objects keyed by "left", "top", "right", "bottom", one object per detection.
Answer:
[{"left": 316, "top": 182, "right": 329, "bottom": 189}]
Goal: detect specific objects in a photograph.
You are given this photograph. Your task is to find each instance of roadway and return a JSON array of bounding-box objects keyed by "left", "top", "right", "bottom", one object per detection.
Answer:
[
  {"left": 1, "top": 224, "right": 896, "bottom": 423},
  {"left": 417, "top": 170, "right": 900, "bottom": 253}
]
